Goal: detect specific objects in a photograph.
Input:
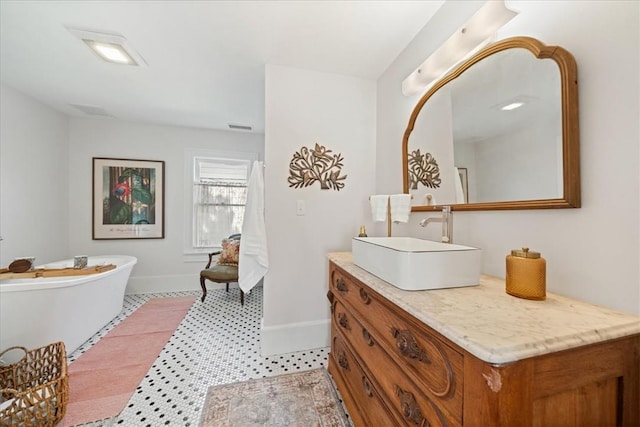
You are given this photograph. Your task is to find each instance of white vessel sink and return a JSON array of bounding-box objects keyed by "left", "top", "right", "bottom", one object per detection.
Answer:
[{"left": 352, "top": 237, "right": 481, "bottom": 291}]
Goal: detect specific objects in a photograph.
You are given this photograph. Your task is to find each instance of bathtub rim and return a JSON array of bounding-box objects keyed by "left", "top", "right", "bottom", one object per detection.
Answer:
[{"left": 0, "top": 255, "right": 137, "bottom": 292}]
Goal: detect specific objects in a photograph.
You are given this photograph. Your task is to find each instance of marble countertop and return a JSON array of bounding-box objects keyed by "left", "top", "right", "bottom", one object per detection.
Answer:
[{"left": 328, "top": 252, "right": 640, "bottom": 364}]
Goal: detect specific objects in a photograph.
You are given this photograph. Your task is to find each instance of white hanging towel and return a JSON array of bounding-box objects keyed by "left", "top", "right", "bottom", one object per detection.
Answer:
[
  {"left": 239, "top": 161, "right": 269, "bottom": 294},
  {"left": 390, "top": 194, "right": 412, "bottom": 223},
  {"left": 370, "top": 195, "right": 389, "bottom": 222}
]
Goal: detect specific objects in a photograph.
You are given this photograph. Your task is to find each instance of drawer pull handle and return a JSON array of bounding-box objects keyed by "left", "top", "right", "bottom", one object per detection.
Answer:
[
  {"left": 396, "top": 386, "right": 427, "bottom": 426},
  {"left": 362, "top": 328, "right": 374, "bottom": 346},
  {"left": 338, "top": 351, "right": 349, "bottom": 370},
  {"left": 359, "top": 288, "right": 371, "bottom": 304},
  {"left": 362, "top": 376, "right": 373, "bottom": 397},
  {"left": 336, "top": 278, "right": 348, "bottom": 293},
  {"left": 392, "top": 328, "right": 431, "bottom": 364},
  {"left": 338, "top": 313, "right": 351, "bottom": 330}
]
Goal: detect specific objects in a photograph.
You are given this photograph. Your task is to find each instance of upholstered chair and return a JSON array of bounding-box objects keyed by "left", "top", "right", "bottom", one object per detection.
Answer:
[{"left": 199, "top": 234, "right": 244, "bottom": 305}]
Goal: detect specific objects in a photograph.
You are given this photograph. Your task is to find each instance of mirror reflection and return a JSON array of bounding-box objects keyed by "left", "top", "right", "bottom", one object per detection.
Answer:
[{"left": 403, "top": 36, "right": 580, "bottom": 211}]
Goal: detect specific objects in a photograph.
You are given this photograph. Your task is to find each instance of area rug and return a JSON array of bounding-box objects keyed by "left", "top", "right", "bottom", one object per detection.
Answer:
[
  {"left": 199, "top": 368, "right": 350, "bottom": 427},
  {"left": 60, "top": 296, "right": 196, "bottom": 427}
]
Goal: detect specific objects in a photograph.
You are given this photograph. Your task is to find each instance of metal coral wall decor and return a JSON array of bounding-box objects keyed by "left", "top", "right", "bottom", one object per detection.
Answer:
[
  {"left": 288, "top": 143, "right": 347, "bottom": 191},
  {"left": 407, "top": 149, "right": 441, "bottom": 190}
]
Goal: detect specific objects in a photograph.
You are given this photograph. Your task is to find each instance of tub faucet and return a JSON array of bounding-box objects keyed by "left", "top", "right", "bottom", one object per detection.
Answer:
[{"left": 419, "top": 206, "right": 452, "bottom": 243}]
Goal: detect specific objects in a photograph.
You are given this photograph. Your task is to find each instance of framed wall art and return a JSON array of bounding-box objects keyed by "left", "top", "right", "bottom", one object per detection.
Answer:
[{"left": 92, "top": 157, "right": 165, "bottom": 239}]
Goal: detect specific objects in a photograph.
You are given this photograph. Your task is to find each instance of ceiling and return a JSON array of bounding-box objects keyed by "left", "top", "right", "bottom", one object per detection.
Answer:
[{"left": 0, "top": 1, "right": 444, "bottom": 134}]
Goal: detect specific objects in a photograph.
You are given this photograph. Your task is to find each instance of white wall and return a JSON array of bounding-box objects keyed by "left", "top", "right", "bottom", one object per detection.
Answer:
[
  {"left": 377, "top": 0, "right": 640, "bottom": 314},
  {"left": 67, "top": 118, "right": 264, "bottom": 293},
  {"left": 0, "top": 83, "right": 70, "bottom": 266},
  {"left": 262, "top": 64, "right": 376, "bottom": 355},
  {"left": 472, "top": 124, "right": 560, "bottom": 202}
]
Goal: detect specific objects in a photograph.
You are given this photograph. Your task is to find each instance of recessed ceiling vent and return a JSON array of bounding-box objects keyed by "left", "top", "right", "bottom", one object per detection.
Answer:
[
  {"left": 228, "top": 123, "right": 253, "bottom": 132},
  {"left": 69, "top": 104, "right": 113, "bottom": 117}
]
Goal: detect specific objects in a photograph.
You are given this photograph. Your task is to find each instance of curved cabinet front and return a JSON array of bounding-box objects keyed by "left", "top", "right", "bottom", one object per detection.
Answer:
[
  {"left": 330, "top": 330, "right": 402, "bottom": 426},
  {"left": 332, "top": 299, "right": 456, "bottom": 426}
]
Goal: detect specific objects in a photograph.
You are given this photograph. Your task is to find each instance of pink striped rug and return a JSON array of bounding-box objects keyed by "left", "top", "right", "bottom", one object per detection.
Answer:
[{"left": 60, "top": 296, "right": 196, "bottom": 426}]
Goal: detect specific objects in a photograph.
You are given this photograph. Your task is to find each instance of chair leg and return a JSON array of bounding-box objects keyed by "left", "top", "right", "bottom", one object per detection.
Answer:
[
  {"left": 226, "top": 283, "right": 229, "bottom": 292},
  {"left": 199, "top": 276, "right": 207, "bottom": 302},
  {"left": 241, "top": 290, "right": 244, "bottom": 306}
]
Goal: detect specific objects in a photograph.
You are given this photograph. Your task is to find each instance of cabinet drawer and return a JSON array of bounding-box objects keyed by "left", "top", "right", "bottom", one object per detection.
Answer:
[
  {"left": 330, "top": 329, "right": 401, "bottom": 427},
  {"left": 330, "top": 264, "right": 463, "bottom": 419},
  {"left": 334, "top": 301, "right": 460, "bottom": 427},
  {"left": 330, "top": 266, "right": 375, "bottom": 313}
]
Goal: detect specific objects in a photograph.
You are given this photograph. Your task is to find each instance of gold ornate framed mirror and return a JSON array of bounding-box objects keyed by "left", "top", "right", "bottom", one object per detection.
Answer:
[{"left": 403, "top": 36, "right": 579, "bottom": 211}]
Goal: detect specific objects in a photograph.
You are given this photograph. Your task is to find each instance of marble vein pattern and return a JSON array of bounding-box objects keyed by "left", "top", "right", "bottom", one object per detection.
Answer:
[{"left": 328, "top": 252, "right": 640, "bottom": 364}]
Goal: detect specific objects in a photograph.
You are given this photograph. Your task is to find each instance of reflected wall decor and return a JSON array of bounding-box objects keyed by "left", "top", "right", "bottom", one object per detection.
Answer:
[
  {"left": 92, "top": 157, "right": 165, "bottom": 239},
  {"left": 407, "top": 149, "right": 441, "bottom": 190}
]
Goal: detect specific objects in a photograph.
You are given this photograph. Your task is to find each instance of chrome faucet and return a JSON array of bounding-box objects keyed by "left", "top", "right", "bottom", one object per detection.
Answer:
[{"left": 419, "top": 206, "right": 452, "bottom": 243}]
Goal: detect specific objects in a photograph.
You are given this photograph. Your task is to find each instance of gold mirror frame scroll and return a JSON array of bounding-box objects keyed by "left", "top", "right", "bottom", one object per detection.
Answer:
[{"left": 402, "top": 36, "right": 580, "bottom": 211}]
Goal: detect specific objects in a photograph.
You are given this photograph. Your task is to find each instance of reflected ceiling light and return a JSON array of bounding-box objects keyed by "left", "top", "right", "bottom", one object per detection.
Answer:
[
  {"left": 66, "top": 27, "right": 146, "bottom": 66},
  {"left": 501, "top": 102, "right": 524, "bottom": 111},
  {"left": 402, "top": 0, "right": 518, "bottom": 97},
  {"left": 492, "top": 95, "right": 535, "bottom": 111}
]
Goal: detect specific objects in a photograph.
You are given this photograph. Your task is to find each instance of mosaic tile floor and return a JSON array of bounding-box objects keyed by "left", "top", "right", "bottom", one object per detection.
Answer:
[{"left": 68, "top": 286, "right": 334, "bottom": 426}]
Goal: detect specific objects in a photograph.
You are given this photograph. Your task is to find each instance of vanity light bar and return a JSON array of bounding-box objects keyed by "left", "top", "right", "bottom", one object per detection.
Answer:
[{"left": 402, "top": 0, "right": 518, "bottom": 97}]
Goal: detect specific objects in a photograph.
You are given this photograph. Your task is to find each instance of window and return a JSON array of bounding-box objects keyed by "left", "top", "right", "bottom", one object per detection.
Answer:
[
  {"left": 184, "top": 149, "right": 257, "bottom": 255},
  {"left": 192, "top": 157, "right": 249, "bottom": 248}
]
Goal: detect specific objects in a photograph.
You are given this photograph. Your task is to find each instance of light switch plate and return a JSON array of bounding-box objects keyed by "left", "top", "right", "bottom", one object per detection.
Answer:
[{"left": 296, "top": 200, "right": 306, "bottom": 216}]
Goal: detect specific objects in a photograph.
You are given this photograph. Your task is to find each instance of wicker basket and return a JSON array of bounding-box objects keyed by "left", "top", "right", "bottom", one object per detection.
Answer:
[{"left": 0, "top": 342, "right": 68, "bottom": 427}]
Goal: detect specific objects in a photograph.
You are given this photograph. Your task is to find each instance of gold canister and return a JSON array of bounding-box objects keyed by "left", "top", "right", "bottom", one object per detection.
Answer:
[{"left": 505, "top": 247, "right": 546, "bottom": 300}]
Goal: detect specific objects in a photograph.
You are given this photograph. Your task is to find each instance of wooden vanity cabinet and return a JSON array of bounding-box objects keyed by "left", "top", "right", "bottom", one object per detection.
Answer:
[{"left": 327, "top": 261, "right": 640, "bottom": 427}]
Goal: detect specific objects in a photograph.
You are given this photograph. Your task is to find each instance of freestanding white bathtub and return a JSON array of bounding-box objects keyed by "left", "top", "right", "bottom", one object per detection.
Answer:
[{"left": 0, "top": 255, "right": 137, "bottom": 360}]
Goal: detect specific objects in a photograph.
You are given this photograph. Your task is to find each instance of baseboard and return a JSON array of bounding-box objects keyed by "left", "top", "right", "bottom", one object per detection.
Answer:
[
  {"left": 125, "top": 274, "right": 233, "bottom": 294},
  {"left": 260, "top": 318, "right": 331, "bottom": 356}
]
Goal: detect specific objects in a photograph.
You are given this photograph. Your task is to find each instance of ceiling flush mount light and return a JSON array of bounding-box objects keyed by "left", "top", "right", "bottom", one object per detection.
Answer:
[
  {"left": 84, "top": 40, "right": 136, "bottom": 65},
  {"left": 66, "top": 27, "right": 146, "bottom": 66},
  {"left": 402, "top": 0, "right": 518, "bottom": 96}
]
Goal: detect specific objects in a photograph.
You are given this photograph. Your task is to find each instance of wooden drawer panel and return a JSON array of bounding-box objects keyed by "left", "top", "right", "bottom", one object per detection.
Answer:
[
  {"left": 330, "top": 329, "right": 401, "bottom": 427},
  {"left": 334, "top": 300, "right": 459, "bottom": 427},
  {"left": 330, "top": 266, "right": 373, "bottom": 313},
  {"left": 330, "top": 264, "right": 463, "bottom": 420}
]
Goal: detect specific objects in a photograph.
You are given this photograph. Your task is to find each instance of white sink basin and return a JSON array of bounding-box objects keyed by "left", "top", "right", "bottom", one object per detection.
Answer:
[{"left": 352, "top": 237, "right": 481, "bottom": 291}]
